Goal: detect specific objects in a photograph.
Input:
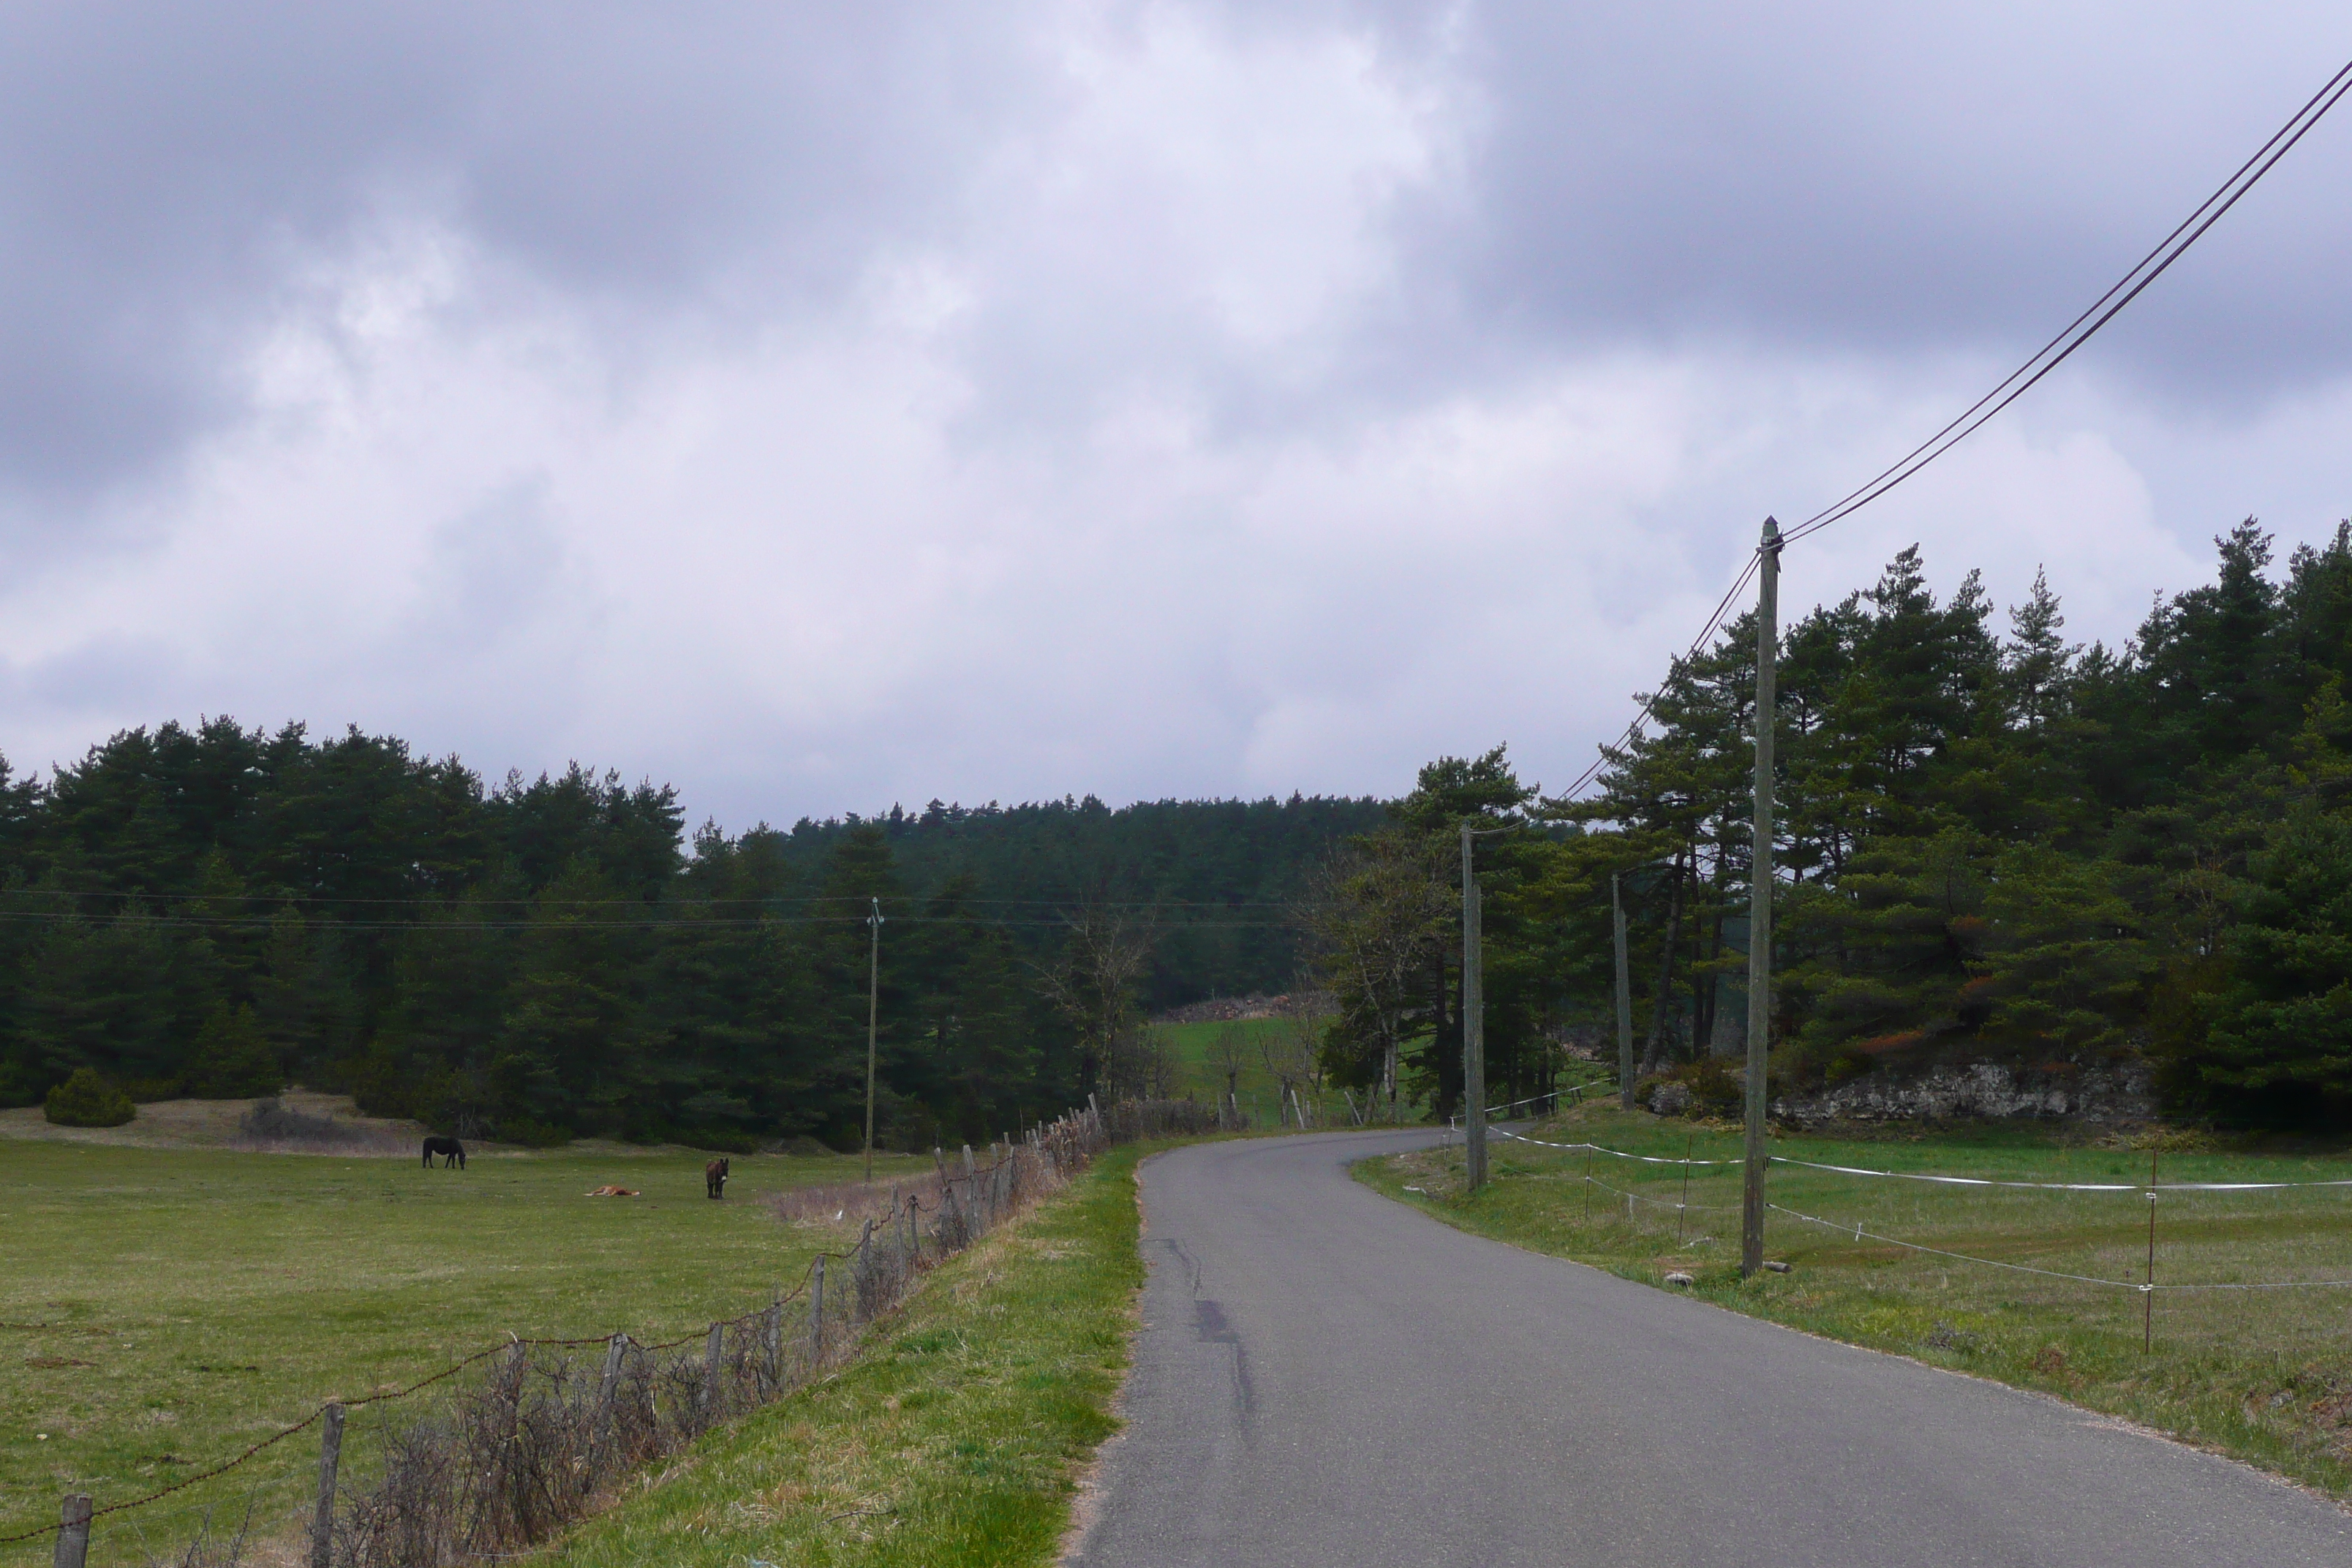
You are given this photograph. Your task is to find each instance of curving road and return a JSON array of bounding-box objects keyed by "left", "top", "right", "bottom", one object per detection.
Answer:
[{"left": 1068, "top": 1128, "right": 2352, "bottom": 1568}]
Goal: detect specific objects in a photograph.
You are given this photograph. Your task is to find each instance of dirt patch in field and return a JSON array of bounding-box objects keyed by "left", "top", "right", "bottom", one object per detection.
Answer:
[{"left": 0, "top": 1090, "right": 429, "bottom": 1153}]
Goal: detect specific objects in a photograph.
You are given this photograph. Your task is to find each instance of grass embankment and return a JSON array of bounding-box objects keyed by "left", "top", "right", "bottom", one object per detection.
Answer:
[
  {"left": 546, "top": 1145, "right": 1147, "bottom": 1568},
  {"left": 0, "top": 1137, "right": 930, "bottom": 1556},
  {"left": 1362, "top": 1104, "right": 2352, "bottom": 1499}
]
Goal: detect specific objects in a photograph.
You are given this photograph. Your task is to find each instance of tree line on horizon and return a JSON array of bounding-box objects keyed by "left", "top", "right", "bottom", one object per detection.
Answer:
[
  {"left": 0, "top": 725, "right": 1381, "bottom": 1147},
  {"left": 1297, "top": 520, "right": 2352, "bottom": 1131}
]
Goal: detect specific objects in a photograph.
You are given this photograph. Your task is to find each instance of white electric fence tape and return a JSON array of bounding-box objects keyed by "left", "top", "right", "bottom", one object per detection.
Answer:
[{"left": 1485, "top": 1126, "right": 2352, "bottom": 1291}]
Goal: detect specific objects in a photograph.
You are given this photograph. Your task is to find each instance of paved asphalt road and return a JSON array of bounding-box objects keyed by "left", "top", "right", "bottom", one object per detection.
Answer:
[{"left": 1068, "top": 1128, "right": 2352, "bottom": 1567}]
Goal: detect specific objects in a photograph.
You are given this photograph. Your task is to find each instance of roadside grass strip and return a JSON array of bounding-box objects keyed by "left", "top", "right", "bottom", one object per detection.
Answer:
[
  {"left": 1365, "top": 1106, "right": 2352, "bottom": 1499},
  {"left": 544, "top": 1146, "right": 1146, "bottom": 1568}
]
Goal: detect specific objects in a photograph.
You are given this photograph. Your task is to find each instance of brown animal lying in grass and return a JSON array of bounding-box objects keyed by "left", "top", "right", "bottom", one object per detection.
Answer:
[{"left": 584, "top": 1185, "right": 640, "bottom": 1197}]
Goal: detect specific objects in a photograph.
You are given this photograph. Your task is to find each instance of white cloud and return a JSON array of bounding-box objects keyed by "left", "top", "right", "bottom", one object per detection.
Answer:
[{"left": 1, "top": 2, "right": 2347, "bottom": 823}]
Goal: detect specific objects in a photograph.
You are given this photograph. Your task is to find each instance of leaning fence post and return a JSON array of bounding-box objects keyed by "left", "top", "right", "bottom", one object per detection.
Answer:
[
  {"left": 808, "top": 1256, "right": 827, "bottom": 1360},
  {"left": 598, "top": 1333, "right": 629, "bottom": 1421},
  {"left": 309, "top": 1402, "right": 345, "bottom": 1568},
  {"left": 54, "top": 1493, "right": 91, "bottom": 1568}
]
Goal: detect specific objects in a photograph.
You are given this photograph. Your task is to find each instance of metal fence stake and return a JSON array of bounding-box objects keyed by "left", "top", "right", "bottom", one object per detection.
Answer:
[
  {"left": 310, "top": 1402, "right": 345, "bottom": 1568},
  {"left": 2145, "top": 1150, "right": 2160, "bottom": 1352},
  {"left": 1678, "top": 1134, "right": 1695, "bottom": 1245}
]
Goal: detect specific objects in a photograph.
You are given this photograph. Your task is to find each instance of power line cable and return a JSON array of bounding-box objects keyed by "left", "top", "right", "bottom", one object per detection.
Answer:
[
  {"left": 1782, "top": 52, "right": 2352, "bottom": 547},
  {"left": 1561, "top": 52, "right": 2352, "bottom": 802}
]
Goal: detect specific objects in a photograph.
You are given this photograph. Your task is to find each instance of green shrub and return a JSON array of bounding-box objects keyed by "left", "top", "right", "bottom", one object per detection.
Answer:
[
  {"left": 498, "top": 1117, "right": 573, "bottom": 1147},
  {"left": 122, "top": 1077, "right": 185, "bottom": 1103},
  {"left": 45, "top": 1068, "right": 135, "bottom": 1128},
  {"left": 184, "top": 1004, "right": 282, "bottom": 1098}
]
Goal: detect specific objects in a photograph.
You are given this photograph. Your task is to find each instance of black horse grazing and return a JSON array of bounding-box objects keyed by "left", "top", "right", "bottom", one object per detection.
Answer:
[
  {"left": 705, "top": 1157, "right": 728, "bottom": 1199},
  {"left": 422, "top": 1136, "right": 466, "bottom": 1169}
]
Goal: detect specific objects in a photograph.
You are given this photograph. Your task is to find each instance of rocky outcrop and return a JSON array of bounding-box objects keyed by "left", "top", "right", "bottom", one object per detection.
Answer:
[
  {"left": 1771, "top": 1058, "right": 2155, "bottom": 1128},
  {"left": 1154, "top": 995, "right": 1287, "bottom": 1025}
]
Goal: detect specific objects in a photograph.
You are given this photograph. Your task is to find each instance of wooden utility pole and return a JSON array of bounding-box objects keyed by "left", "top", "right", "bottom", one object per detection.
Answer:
[
  {"left": 1741, "top": 517, "right": 1782, "bottom": 1278},
  {"left": 1613, "top": 872, "right": 1635, "bottom": 1110},
  {"left": 1461, "top": 824, "right": 1487, "bottom": 1192},
  {"left": 864, "top": 897, "right": 883, "bottom": 1183}
]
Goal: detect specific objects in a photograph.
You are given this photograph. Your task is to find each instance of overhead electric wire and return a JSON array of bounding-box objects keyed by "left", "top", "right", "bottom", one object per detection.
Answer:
[
  {"left": 0, "top": 908, "right": 1292, "bottom": 933},
  {"left": 0, "top": 889, "right": 1290, "bottom": 911},
  {"left": 1556, "top": 551, "right": 1761, "bottom": 801},
  {"left": 1561, "top": 52, "right": 2352, "bottom": 803},
  {"left": 1782, "top": 51, "right": 2352, "bottom": 549}
]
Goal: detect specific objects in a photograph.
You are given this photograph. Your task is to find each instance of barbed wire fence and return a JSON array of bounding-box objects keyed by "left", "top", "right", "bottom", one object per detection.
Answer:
[{"left": 8, "top": 1093, "right": 1214, "bottom": 1568}]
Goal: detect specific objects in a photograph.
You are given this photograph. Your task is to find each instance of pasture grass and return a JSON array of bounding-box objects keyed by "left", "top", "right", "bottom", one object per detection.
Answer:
[
  {"left": 543, "top": 1144, "right": 1147, "bottom": 1568},
  {"left": 1156, "top": 1017, "right": 1417, "bottom": 1128},
  {"left": 1360, "top": 1104, "right": 2352, "bottom": 1499},
  {"left": 1155, "top": 1017, "right": 1292, "bottom": 1111},
  {"left": 0, "top": 1136, "right": 930, "bottom": 1559}
]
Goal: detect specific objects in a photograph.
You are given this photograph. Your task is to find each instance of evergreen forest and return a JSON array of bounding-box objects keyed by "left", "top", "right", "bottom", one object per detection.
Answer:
[
  {"left": 0, "top": 728, "right": 1377, "bottom": 1148},
  {"left": 1301, "top": 521, "right": 2352, "bottom": 1132},
  {"left": 13, "top": 519, "right": 2352, "bottom": 1141}
]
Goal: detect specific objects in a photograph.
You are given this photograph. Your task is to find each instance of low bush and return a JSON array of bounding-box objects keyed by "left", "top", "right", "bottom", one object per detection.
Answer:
[
  {"left": 498, "top": 1117, "right": 573, "bottom": 1147},
  {"left": 45, "top": 1068, "right": 135, "bottom": 1128},
  {"left": 234, "top": 1096, "right": 412, "bottom": 1154},
  {"left": 237, "top": 1097, "right": 344, "bottom": 1142},
  {"left": 1635, "top": 1058, "right": 1745, "bottom": 1119}
]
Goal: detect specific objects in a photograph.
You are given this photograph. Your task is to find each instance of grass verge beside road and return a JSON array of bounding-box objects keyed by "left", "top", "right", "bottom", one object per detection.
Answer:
[
  {"left": 1360, "top": 1105, "right": 2352, "bottom": 1500},
  {"left": 546, "top": 1145, "right": 1147, "bottom": 1568}
]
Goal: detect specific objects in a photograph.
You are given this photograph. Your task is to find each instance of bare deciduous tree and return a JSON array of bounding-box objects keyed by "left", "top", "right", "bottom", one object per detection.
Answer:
[
  {"left": 1259, "top": 992, "right": 1330, "bottom": 1126},
  {"left": 1292, "top": 837, "right": 1452, "bottom": 1122},
  {"left": 1033, "top": 902, "right": 1160, "bottom": 1098},
  {"left": 1207, "top": 1022, "right": 1251, "bottom": 1126}
]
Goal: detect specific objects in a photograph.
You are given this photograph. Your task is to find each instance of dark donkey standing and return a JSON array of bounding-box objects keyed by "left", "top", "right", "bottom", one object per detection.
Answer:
[
  {"left": 705, "top": 1158, "right": 728, "bottom": 1199},
  {"left": 422, "top": 1136, "right": 466, "bottom": 1169}
]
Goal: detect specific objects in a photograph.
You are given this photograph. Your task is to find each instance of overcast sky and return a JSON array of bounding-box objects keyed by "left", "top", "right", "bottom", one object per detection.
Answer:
[{"left": 3, "top": 2, "right": 2348, "bottom": 829}]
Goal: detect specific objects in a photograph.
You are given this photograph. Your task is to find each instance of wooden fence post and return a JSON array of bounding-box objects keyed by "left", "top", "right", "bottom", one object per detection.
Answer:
[
  {"left": 703, "top": 1323, "right": 725, "bottom": 1420},
  {"left": 310, "top": 1402, "right": 345, "bottom": 1568},
  {"left": 53, "top": 1493, "right": 91, "bottom": 1568},
  {"left": 493, "top": 1340, "right": 527, "bottom": 1465},
  {"left": 808, "top": 1256, "right": 826, "bottom": 1360},
  {"left": 764, "top": 1297, "right": 783, "bottom": 1388},
  {"left": 598, "top": 1333, "right": 628, "bottom": 1417}
]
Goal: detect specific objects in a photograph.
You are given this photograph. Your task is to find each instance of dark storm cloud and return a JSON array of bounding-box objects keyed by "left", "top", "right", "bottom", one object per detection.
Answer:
[
  {"left": 4, "top": 0, "right": 2346, "bottom": 509},
  {"left": 1441, "top": 4, "right": 2352, "bottom": 395},
  {"left": 0, "top": 1, "right": 1047, "bottom": 500}
]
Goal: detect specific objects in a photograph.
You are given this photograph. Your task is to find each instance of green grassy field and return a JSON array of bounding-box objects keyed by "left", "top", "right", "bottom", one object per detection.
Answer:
[
  {"left": 1362, "top": 1104, "right": 2352, "bottom": 1497},
  {"left": 1154, "top": 1016, "right": 1402, "bottom": 1126},
  {"left": 0, "top": 1136, "right": 931, "bottom": 1560},
  {"left": 547, "top": 1144, "right": 1149, "bottom": 1568}
]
